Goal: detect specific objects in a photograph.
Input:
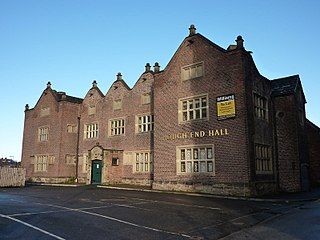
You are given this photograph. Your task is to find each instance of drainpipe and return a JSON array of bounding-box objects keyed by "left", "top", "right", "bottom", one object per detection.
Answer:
[{"left": 75, "top": 116, "right": 80, "bottom": 183}]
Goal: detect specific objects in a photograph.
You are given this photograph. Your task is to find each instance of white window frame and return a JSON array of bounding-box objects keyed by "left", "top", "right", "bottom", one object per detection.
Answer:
[
  {"left": 181, "top": 61, "right": 204, "bottom": 81},
  {"left": 84, "top": 123, "right": 99, "bottom": 139},
  {"left": 136, "top": 113, "right": 154, "bottom": 133},
  {"left": 38, "top": 126, "right": 49, "bottom": 142},
  {"left": 179, "top": 94, "right": 209, "bottom": 123},
  {"left": 35, "top": 155, "right": 48, "bottom": 172},
  {"left": 176, "top": 145, "right": 214, "bottom": 175},
  {"left": 109, "top": 118, "right": 125, "bottom": 136},
  {"left": 134, "top": 151, "right": 153, "bottom": 173}
]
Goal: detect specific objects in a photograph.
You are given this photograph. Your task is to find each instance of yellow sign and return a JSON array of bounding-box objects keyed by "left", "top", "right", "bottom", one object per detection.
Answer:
[{"left": 217, "top": 94, "right": 235, "bottom": 120}]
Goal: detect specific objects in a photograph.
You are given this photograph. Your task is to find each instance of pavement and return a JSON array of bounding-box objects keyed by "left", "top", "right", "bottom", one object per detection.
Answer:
[{"left": 26, "top": 182, "right": 320, "bottom": 203}]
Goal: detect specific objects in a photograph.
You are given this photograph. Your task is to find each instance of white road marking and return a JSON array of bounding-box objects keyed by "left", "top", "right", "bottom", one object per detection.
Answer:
[
  {"left": 131, "top": 197, "right": 222, "bottom": 211},
  {"left": 46, "top": 203, "right": 194, "bottom": 239},
  {"left": 0, "top": 213, "right": 66, "bottom": 240}
]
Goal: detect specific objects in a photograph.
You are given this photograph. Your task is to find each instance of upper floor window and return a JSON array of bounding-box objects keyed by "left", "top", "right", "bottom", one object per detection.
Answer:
[
  {"left": 179, "top": 95, "right": 208, "bottom": 123},
  {"left": 110, "top": 118, "right": 125, "bottom": 136},
  {"left": 38, "top": 127, "right": 49, "bottom": 142},
  {"left": 181, "top": 62, "right": 204, "bottom": 81},
  {"left": 177, "top": 145, "right": 214, "bottom": 175},
  {"left": 113, "top": 99, "right": 122, "bottom": 110},
  {"left": 136, "top": 114, "right": 154, "bottom": 133},
  {"left": 141, "top": 93, "right": 151, "bottom": 105},
  {"left": 84, "top": 123, "right": 99, "bottom": 139},
  {"left": 88, "top": 105, "right": 96, "bottom": 115},
  {"left": 254, "top": 94, "right": 268, "bottom": 120},
  {"left": 67, "top": 124, "right": 77, "bottom": 133},
  {"left": 40, "top": 107, "right": 50, "bottom": 117},
  {"left": 255, "top": 144, "right": 272, "bottom": 174}
]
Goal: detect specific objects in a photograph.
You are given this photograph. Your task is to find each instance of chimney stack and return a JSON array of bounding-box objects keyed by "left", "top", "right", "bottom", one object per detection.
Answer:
[
  {"left": 236, "top": 35, "right": 244, "bottom": 49},
  {"left": 153, "top": 62, "right": 160, "bottom": 73},
  {"left": 145, "top": 63, "right": 151, "bottom": 72},
  {"left": 117, "top": 72, "right": 123, "bottom": 81},
  {"left": 189, "top": 24, "right": 196, "bottom": 36}
]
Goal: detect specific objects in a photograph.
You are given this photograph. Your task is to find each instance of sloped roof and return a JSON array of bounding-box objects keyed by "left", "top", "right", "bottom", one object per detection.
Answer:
[
  {"left": 53, "top": 90, "right": 83, "bottom": 104},
  {"left": 271, "top": 75, "right": 299, "bottom": 96}
]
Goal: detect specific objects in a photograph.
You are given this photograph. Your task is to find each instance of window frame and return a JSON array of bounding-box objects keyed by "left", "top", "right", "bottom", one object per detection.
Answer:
[
  {"left": 141, "top": 93, "right": 151, "bottom": 105},
  {"left": 84, "top": 122, "right": 99, "bottom": 139},
  {"left": 136, "top": 113, "right": 154, "bottom": 134},
  {"left": 34, "top": 155, "right": 48, "bottom": 172},
  {"left": 178, "top": 94, "right": 209, "bottom": 123},
  {"left": 38, "top": 126, "right": 49, "bottom": 142},
  {"left": 253, "top": 93, "right": 268, "bottom": 121},
  {"left": 181, "top": 61, "right": 204, "bottom": 81},
  {"left": 134, "top": 151, "right": 153, "bottom": 173},
  {"left": 176, "top": 145, "right": 215, "bottom": 175},
  {"left": 113, "top": 99, "right": 122, "bottom": 111},
  {"left": 109, "top": 118, "right": 125, "bottom": 136},
  {"left": 255, "top": 144, "right": 273, "bottom": 174}
]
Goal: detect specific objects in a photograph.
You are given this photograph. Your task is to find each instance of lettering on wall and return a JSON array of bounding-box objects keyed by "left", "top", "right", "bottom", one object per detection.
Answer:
[{"left": 162, "top": 129, "right": 229, "bottom": 141}]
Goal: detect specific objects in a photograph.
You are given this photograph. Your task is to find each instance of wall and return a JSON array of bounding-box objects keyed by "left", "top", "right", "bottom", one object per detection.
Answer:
[
  {"left": 153, "top": 33, "right": 250, "bottom": 192},
  {"left": 307, "top": 120, "right": 320, "bottom": 185},
  {"left": 274, "top": 95, "right": 301, "bottom": 192},
  {"left": 0, "top": 168, "right": 26, "bottom": 187}
]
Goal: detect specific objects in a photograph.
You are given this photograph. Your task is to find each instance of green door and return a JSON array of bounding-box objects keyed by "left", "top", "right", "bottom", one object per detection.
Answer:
[{"left": 91, "top": 160, "right": 102, "bottom": 184}]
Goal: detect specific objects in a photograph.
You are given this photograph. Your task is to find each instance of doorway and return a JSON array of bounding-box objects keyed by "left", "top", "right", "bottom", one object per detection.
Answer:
[{"left": 91, "top": 160, "right": 102, "bottom": 184}]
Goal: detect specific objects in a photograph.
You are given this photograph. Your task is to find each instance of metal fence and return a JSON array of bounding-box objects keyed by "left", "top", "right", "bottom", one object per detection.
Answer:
[{"left": 0, "top": 167, "right": 26, "bottom": 187}]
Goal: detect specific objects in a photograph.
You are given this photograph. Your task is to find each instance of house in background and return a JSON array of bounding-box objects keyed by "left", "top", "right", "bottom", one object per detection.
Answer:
[{"left": 21, "top": 25, "right": 320, "bottom": 196}]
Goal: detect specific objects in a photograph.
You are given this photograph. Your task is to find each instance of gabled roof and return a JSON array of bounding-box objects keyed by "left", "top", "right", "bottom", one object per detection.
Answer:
[
  {"left": 271, "top": 75, "right": 300, "bottom": 96},
  {"left": 53, "top": 90, "right": 83, "bottom": 104}
]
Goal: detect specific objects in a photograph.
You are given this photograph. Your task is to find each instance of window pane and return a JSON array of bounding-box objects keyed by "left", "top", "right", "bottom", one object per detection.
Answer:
[
  {"left": 181, "top": 149, "right": 185, "bottom": 160},
  {"left": 207, "top": 161, "right": 213, "bottom": 172},
  {"left": 200, "top": 148, "right": 206, "bottom": 159},
  {"left": 187, "top": 162, "right": 192, "bottom": 173},
  {"left": 181, "top": 162, "right": 186, "bottom": 172},
  {"left": 200, "top": 161, "right": 206, "bottom": 172},
  {"left": 195, "top": 99, "right": 200, "bottom": 108},
  {"left": 194, "top": 161, "right": 199, "bottom": 172},
  {"left": 207, "top": 148, "right": 213, "bottom": 159},
  {"left": 193, "top": 149, "right": 198, "bottom": 159},
  {"left": 186, "top": 149, "right": 191, "bottom": 160}
]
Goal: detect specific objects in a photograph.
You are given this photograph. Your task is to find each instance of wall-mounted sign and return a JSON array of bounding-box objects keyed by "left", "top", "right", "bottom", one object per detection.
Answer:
[
  {"left": 162, "top": 129, "right": 229, "bottom": 141},
  {"left": 217, "top": 94, "right": 236, "bottom": 120}
]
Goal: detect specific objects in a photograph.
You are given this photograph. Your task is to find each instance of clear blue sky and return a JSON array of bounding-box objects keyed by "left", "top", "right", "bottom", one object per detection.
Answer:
[{"left": 1, "top": 0, "right": 319, "bottom": 161}]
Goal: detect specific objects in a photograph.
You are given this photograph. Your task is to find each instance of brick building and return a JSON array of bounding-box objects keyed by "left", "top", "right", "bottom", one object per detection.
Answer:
[{"left": 21, "top": 25, "right": 320, "bottom": 196}]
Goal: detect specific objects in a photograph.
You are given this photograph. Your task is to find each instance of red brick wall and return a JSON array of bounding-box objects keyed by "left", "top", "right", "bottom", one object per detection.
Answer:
[
  {"left": 274, "top": 95, "right": 301, "bottom": 192},
  {"left": 153, "top": 34, "right": 250, "bottom": 187},
  {"left": 77, "top": 72, "right": 154, "bottom": 182},
  {"left": 307, "top": 120, "right": 320, "bottom": 185},
  {"left": 21, "top": 88, "right": 81, "bottom": 180}
]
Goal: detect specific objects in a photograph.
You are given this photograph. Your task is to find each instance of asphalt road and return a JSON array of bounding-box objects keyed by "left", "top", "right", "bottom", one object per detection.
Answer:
[{"left": 0, "top": 185, "right": 316, "bottom": 239}]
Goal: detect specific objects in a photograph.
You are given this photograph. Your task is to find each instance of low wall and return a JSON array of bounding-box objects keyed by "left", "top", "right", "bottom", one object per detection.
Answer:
[{"left": 0, "top": 167, "right": 26, "bottom": 187}]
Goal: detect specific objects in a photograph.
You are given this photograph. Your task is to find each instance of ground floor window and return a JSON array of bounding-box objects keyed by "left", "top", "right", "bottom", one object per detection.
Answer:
[
  {"left": 255, "top": 144, "right": 273, "bottom": 174},
  {"left": 177, "top": 145, "right": 214, "bottom": 175},
  {"left": 35, "top": 155, "right": 48, "bottom": 172},
  {"left": 134, "top": 152, "right": 153, "bottom": 173}
]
